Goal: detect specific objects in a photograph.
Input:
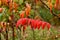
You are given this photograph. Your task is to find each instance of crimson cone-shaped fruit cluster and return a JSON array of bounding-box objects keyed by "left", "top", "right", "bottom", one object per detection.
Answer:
[{"left": 16, "top": 18, "right": 51, "bottom": 30}]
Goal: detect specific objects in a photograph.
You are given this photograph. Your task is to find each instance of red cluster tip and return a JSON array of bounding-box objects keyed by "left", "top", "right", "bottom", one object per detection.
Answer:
[{"left": 16, "top": 18, "right": 51, "bottom": 30}]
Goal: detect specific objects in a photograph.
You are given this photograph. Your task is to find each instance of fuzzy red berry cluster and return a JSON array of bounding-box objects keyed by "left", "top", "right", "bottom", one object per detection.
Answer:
[{"left": 16, "top": 18, "right": 51, "bottom": 30}]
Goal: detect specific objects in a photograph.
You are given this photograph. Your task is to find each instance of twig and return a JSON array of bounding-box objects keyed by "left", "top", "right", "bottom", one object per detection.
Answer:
[{"left": 39, "top": 0, "right": 60, "bottom": 19}]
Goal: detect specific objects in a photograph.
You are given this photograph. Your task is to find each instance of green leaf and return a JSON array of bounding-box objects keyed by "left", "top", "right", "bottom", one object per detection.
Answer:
[
  {"left": 19, "top": 0, "right": 23, "bottom": 5},
  {"left": 0, "top": 14, "right": 3, "bottom": 21},
  {"left": 13, "top": 0, "right": 18, "bottom": 3}
]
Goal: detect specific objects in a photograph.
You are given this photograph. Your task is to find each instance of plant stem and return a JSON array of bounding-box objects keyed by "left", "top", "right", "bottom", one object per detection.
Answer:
[
  {"left": 0, "top": 28, "right": 1, "bottom": 40},
  {"left": 12, "top": 24, "right": 15, "bottom": 40},
  {"left": 32, "top": 28, "right": 35, "bottom": 40},
  {"left": 0, "top": 33, "right": 1, "bottom": 40},
  {"left": 18, "top": 26, "right": 24, "bottom": 40},
  {"left": 18, "top": 27, "right": 21, "bottom": 40},
  {"left": 6, "top": 26, "right": 8, "bottom": 40},
  {"left": 11, "top": 20, "right": 15, "bottom": 40}
]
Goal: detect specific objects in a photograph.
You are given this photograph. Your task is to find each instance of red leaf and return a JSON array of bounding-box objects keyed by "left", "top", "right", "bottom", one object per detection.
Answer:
[
  {"left": 42, "top": 22, "right": 47, "bottom": 29},
  {"left": 49, "top": 3, "right": 52, "bottom": 12},
  {"left": 20, "top": 11, "right": 25, "bottom": 18},
  {"left": 47, "top": 23, "right": 50, "bottom": 30},
  {"left": 26, "top": 3, "right": 31, "bottom": 9},
  {"left": 16, "top": 18, "right": 23, "bottom": 28},
  {"left": 30, "top": 19, "right": 35, "bottom": 29},
  {"left": 54, "top": 0, "right": 59, "bottom": 9},
  {"left": 0, "top": 8, "right": 3, "bottom": 13},
  {"left": 23, "top": 25, "right": 27, "bottom": 31},
  {"left": 21, "top": 18, "right": 28, "bottom": 26},
  {"left": 35, "top": 0, "right": 39, "bottom": 3},
  {"left": 34, "top": 20, "right": 39, "bottom": 29},
  {"left": 25, "top": 8, "right": 30, "bottom": 17},
  {"left": 28, "top": 19, "right": 31, "bottom": 25},
  {"left": 37, "top": 21, "right": 42, "bottom": 29}
]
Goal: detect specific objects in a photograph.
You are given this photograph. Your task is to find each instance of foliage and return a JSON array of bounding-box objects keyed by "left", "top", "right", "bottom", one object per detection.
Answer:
[{"left": 0, "top": 0, "right": 60, "bottom": 40}]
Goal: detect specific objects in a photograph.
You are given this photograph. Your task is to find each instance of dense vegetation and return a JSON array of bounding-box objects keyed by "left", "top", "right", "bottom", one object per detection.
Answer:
[{"left": 0, "top": 0, "right": 60, "bottom": 40}]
